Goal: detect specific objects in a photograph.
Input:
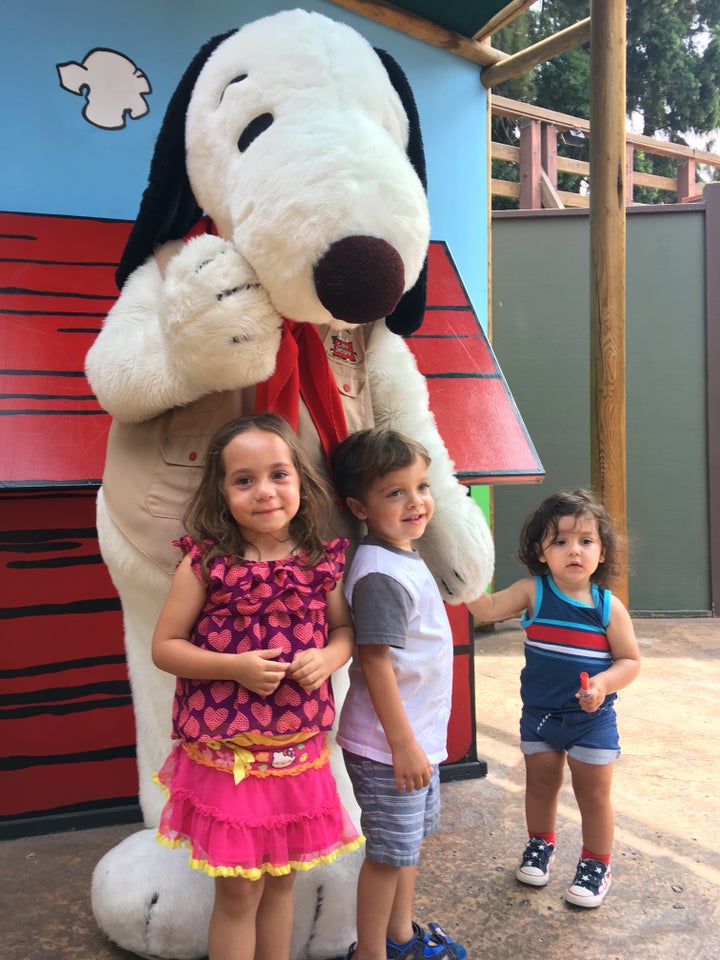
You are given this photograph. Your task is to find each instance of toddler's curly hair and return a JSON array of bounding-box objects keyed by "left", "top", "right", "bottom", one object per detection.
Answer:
[{"left": 516, "top": 489, "right": 621, "bottom": 588}]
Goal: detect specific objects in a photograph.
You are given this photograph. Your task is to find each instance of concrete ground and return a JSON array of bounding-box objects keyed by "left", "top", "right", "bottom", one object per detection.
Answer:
[{"left": 3, "top": 617, "right": 718, "bottom": 960}]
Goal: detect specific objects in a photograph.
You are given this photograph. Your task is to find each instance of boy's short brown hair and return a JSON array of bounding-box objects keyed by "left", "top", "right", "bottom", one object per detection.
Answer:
[{"left": 331, "top": 427, "right": 431, "bottom": 504}]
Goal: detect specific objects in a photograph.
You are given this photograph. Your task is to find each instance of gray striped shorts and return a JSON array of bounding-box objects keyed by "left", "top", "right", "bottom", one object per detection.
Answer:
[{"left": 342, "top": 750, "right": 441, "bottom": 867}]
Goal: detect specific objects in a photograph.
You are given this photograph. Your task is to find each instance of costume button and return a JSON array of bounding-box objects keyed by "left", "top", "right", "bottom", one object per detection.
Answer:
[
  {"left": 188, "top": 451, "right": 198, "bottom": 462},
  {"left": 343, "top": 383, "right": 350, "bottom": 392}
]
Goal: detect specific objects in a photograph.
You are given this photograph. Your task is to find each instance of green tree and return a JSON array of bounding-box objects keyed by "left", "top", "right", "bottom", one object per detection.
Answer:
[{"left": 491, "top": 0, "right": 720, "bottom": 207}]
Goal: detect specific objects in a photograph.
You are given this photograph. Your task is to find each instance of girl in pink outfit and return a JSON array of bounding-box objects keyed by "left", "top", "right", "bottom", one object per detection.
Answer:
[{"left": 151, "top": 413, "right": 361, "bottom": 960}]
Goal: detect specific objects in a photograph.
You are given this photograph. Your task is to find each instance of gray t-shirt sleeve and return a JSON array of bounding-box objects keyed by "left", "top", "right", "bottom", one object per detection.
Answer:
[{"left": 351, "top": 572, "right": 412, "bottom": 648}]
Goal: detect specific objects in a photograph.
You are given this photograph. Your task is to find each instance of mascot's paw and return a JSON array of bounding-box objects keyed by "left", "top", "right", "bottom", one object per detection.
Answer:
[
  {"left": 92, "top": 829, "right": 362, "bottom": 960},
  {"left": 290, "top": 847, "right": 363, "bottom": 960},
  {"left": 160, "top": 234, "right": 283, "bottom": 392},
  {"left": 91, "top": 830, "right": 213, "bottom": 960},
  {"left": 419, "top": 491, "right": 495, "bottom": 604}
]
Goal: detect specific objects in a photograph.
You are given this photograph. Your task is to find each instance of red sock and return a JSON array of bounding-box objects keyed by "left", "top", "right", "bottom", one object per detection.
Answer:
[
  {"left": 582, "top": 846, "right": 611, "bottom": 864},
  {"left": 531, "top": 831, "right": 556, "bottom": 845}
]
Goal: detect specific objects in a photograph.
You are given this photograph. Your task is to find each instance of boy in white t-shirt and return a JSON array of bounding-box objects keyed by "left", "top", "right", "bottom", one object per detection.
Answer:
[{"left": 331, "top": 428, "right": 465, "bottom": 960}]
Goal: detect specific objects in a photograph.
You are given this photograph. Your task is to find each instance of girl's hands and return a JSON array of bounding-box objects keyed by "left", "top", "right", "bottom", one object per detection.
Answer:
[
  {"left": 287, "top": 648, "right": 332, "bottom": 691},
  {"left": 236, "top": 648, "right": 290, "bottom": 697}
]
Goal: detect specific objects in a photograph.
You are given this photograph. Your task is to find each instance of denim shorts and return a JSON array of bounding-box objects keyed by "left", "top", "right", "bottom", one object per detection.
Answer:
[
  {"left": 342, "top": 750, "right": 440, "bottom": 867},
  {"left": 520, "top": 702, "right": 620, "bottom": 765}
]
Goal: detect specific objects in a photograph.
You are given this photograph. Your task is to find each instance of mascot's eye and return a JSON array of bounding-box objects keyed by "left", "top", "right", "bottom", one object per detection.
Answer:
[
  {"left": 221, "top": 75, "right": 248, "bottom": 101},
  {"left": 238, "top": 113, "right": 274, "bottom": 152}
]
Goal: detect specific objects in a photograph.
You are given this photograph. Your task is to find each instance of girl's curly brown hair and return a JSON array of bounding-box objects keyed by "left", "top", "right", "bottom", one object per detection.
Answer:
[
  {"left": 184, "top": 413, "right": 333, "bottom": 582},
  {"left": 516, "top": 489, "right": 622, "bottom": 589}
]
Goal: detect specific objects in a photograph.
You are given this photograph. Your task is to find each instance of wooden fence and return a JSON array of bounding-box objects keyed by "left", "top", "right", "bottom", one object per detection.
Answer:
[{"left": 491, "top": 94, "right": 720, "bottom": 208}]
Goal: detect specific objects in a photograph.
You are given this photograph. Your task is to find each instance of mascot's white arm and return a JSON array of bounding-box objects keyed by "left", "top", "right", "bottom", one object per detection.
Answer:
[
  {"left": 367, "top": 321, "right": 494, "bottom": 602},
  {"left": 85, "top": 234, "right": 282, "bottom": 422}
]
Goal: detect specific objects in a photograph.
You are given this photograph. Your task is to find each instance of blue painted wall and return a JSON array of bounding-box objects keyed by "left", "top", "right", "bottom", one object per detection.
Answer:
[{"left": 2, "top": 0, "right": 489, "bottom": 320}]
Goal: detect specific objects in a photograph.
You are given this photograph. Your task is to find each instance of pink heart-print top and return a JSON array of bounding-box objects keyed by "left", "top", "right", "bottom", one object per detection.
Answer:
[{"left": 169, "top": 535, "right": 347, "bottom": 742}]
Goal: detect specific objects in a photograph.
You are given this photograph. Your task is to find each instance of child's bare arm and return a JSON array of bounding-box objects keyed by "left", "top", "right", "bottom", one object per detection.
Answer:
[
  {"left": 577, "top": 597, "right": 641, "bottom": 711},
  {"left": 466, "top": 577, "right": 535, "bottom": 623},
  {"left": 359, "top": 644, "right": 431, "bottom": 793}
]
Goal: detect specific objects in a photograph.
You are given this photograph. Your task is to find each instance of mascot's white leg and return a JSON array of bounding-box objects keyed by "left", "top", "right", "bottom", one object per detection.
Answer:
[
  {"left": 95, "top": 488, "right": 174, "bottom": 824},
  {"left": 91, "top": 490, "right": 362, "bottom": 960}
]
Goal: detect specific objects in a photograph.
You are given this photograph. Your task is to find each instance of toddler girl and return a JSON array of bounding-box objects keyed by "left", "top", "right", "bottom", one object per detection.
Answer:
[{"left": 468, "top": 489, "right": 640, "bottom": 908}]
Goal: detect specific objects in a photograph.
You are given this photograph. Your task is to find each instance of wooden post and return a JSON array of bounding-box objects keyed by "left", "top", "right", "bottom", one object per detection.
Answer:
[
  {"left": 519, "top": 119, "right": 542, "bottom": 209},
  {"left": 541, "top": 123, "right": 558, "bottom": 189},
  {"left": 677, "top": 158, "right": 697, "bottom": 202},
  {"left": 589, "top": 0, "right": 628, "bottom": 605},
  {"left": 625, "top": 143, "right": 634, "bottom": 204}
]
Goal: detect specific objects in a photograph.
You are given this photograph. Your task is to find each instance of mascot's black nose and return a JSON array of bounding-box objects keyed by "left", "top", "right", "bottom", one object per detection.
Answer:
[{"left": 313, "top": 236, "right": 405, "bottom": 324}]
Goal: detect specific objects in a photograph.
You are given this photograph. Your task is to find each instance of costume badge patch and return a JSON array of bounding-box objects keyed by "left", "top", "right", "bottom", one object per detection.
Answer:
[{"left": 330, "top": 332, "right": 362, "bottom": 365}]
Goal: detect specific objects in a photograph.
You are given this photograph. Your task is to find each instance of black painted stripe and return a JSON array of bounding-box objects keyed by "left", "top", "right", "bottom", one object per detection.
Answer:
[
  {"left": 0, "top": 654, "right": 126, "bottom": 679},
  {"left": 0, "top": 696, "right": 132, "bottom": 720},
  {"left": 0, "top": 597, "right": 122, "bottom": 619},
  {"left": 1, "top": 743, "right": 137, "bottom": 770}
]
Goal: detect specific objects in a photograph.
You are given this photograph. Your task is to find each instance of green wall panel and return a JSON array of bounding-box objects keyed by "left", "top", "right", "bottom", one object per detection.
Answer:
[{"left": 491, "top": 207, "right": 710, "bottom": 615}]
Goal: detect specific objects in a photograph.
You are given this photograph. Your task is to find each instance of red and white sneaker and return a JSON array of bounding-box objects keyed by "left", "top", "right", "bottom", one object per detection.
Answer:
[
  {"left": 565, "top": 858, "right": 612, "bottom": 907},
  {"left": 516, "top": 836, "right": 555, "bottom": 887}
]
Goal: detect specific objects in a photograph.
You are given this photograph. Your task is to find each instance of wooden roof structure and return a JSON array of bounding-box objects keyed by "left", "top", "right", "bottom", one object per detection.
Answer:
[
  {"left": 327, "top": 1, "right": 590, "bottom": 75},
  {"left": 328, "top": 0, "right": 534, "bottom": 64}
]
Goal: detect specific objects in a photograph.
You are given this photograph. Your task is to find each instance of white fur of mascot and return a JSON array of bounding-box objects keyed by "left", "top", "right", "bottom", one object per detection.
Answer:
[{"left": 86, "top": 10, "right": 494, "bottom": 960}]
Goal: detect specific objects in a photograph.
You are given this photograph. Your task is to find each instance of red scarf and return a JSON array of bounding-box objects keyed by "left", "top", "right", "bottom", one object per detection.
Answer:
[
  {"left": 255, "top": 318, "right": 348, "bottom": 462},
  {"left": 183, "top": 218, "right": 348, "bottom": 460}
]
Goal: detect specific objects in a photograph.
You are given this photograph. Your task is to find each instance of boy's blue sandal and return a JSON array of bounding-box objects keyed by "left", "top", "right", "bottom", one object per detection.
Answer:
[
  {"left": 387, "top": 921, "right": 467, "bottom": 959},
  {"left": 344, "top": 921, "right": 467, "bottom": 960}
]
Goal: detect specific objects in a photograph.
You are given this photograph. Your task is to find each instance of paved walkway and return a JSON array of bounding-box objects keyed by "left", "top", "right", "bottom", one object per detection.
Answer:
[
  {"left": 3, "top": 618, "right": 719, "bottom": 959},
  {"left": 417, "top": 617, "right": 720, "bottom": 960}
]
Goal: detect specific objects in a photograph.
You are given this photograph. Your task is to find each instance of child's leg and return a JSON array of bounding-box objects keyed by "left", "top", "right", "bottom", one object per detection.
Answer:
[
  {"left": 255, "top": 872, "right": 295, "bottom": 960},
  {"left": 523, "top": 750, "right": 565, "bottom": 834},
  {"left": 209, "top": 875, "right": 264, "bottom": 960},
  {"left": 387, "top": 864, "right": 417, "bottom": 946},
  {"left": 568, "top": 757, "right": 615, "bottom": 856},
  {"left": 354, "top": 857, "right": 402, "bottom": 960}
]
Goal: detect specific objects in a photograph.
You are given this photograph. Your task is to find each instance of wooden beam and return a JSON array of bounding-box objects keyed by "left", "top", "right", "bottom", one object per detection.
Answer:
[
  {"left": 490, "top": 178, "right": 520, "bottom": 199},
  {"left": 473, "top": 0, "right": 536, "bottom": 43},
  {"left": 589, "top": 0, "right": 628, "bottom": 604},
  {"left": 327, "top": 0, "right": 507, "bottom": 65},
  {"left": 492, "top": 95, "right": 591, "bottom": 131},
  {"left": 491, "top": 141, "right": 520, "bottom": 162},
  {"left": 482, "top": 18, "right": 591, "bottom": 88},
  {"left": 540, "top": 168, "right": 564, "bottom": 208}
]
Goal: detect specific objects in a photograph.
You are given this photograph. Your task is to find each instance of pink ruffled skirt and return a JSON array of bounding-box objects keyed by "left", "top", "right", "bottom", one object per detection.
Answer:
[{"left": 155, "top": 731, "right": 362, "bottom": 879}]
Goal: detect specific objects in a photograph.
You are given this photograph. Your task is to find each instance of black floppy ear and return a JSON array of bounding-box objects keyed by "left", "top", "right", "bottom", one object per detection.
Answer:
[
  {"left": 116, "top": 29, "right": 237, "bottom": 289},
  {"left": 373, "top": 48, "right": 428, "bottom": 338}
]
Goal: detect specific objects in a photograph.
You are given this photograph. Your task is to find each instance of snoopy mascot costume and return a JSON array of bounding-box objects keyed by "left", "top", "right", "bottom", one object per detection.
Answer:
[{"left": 86, "top": 9, "right": 494, "bottom": 959}]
